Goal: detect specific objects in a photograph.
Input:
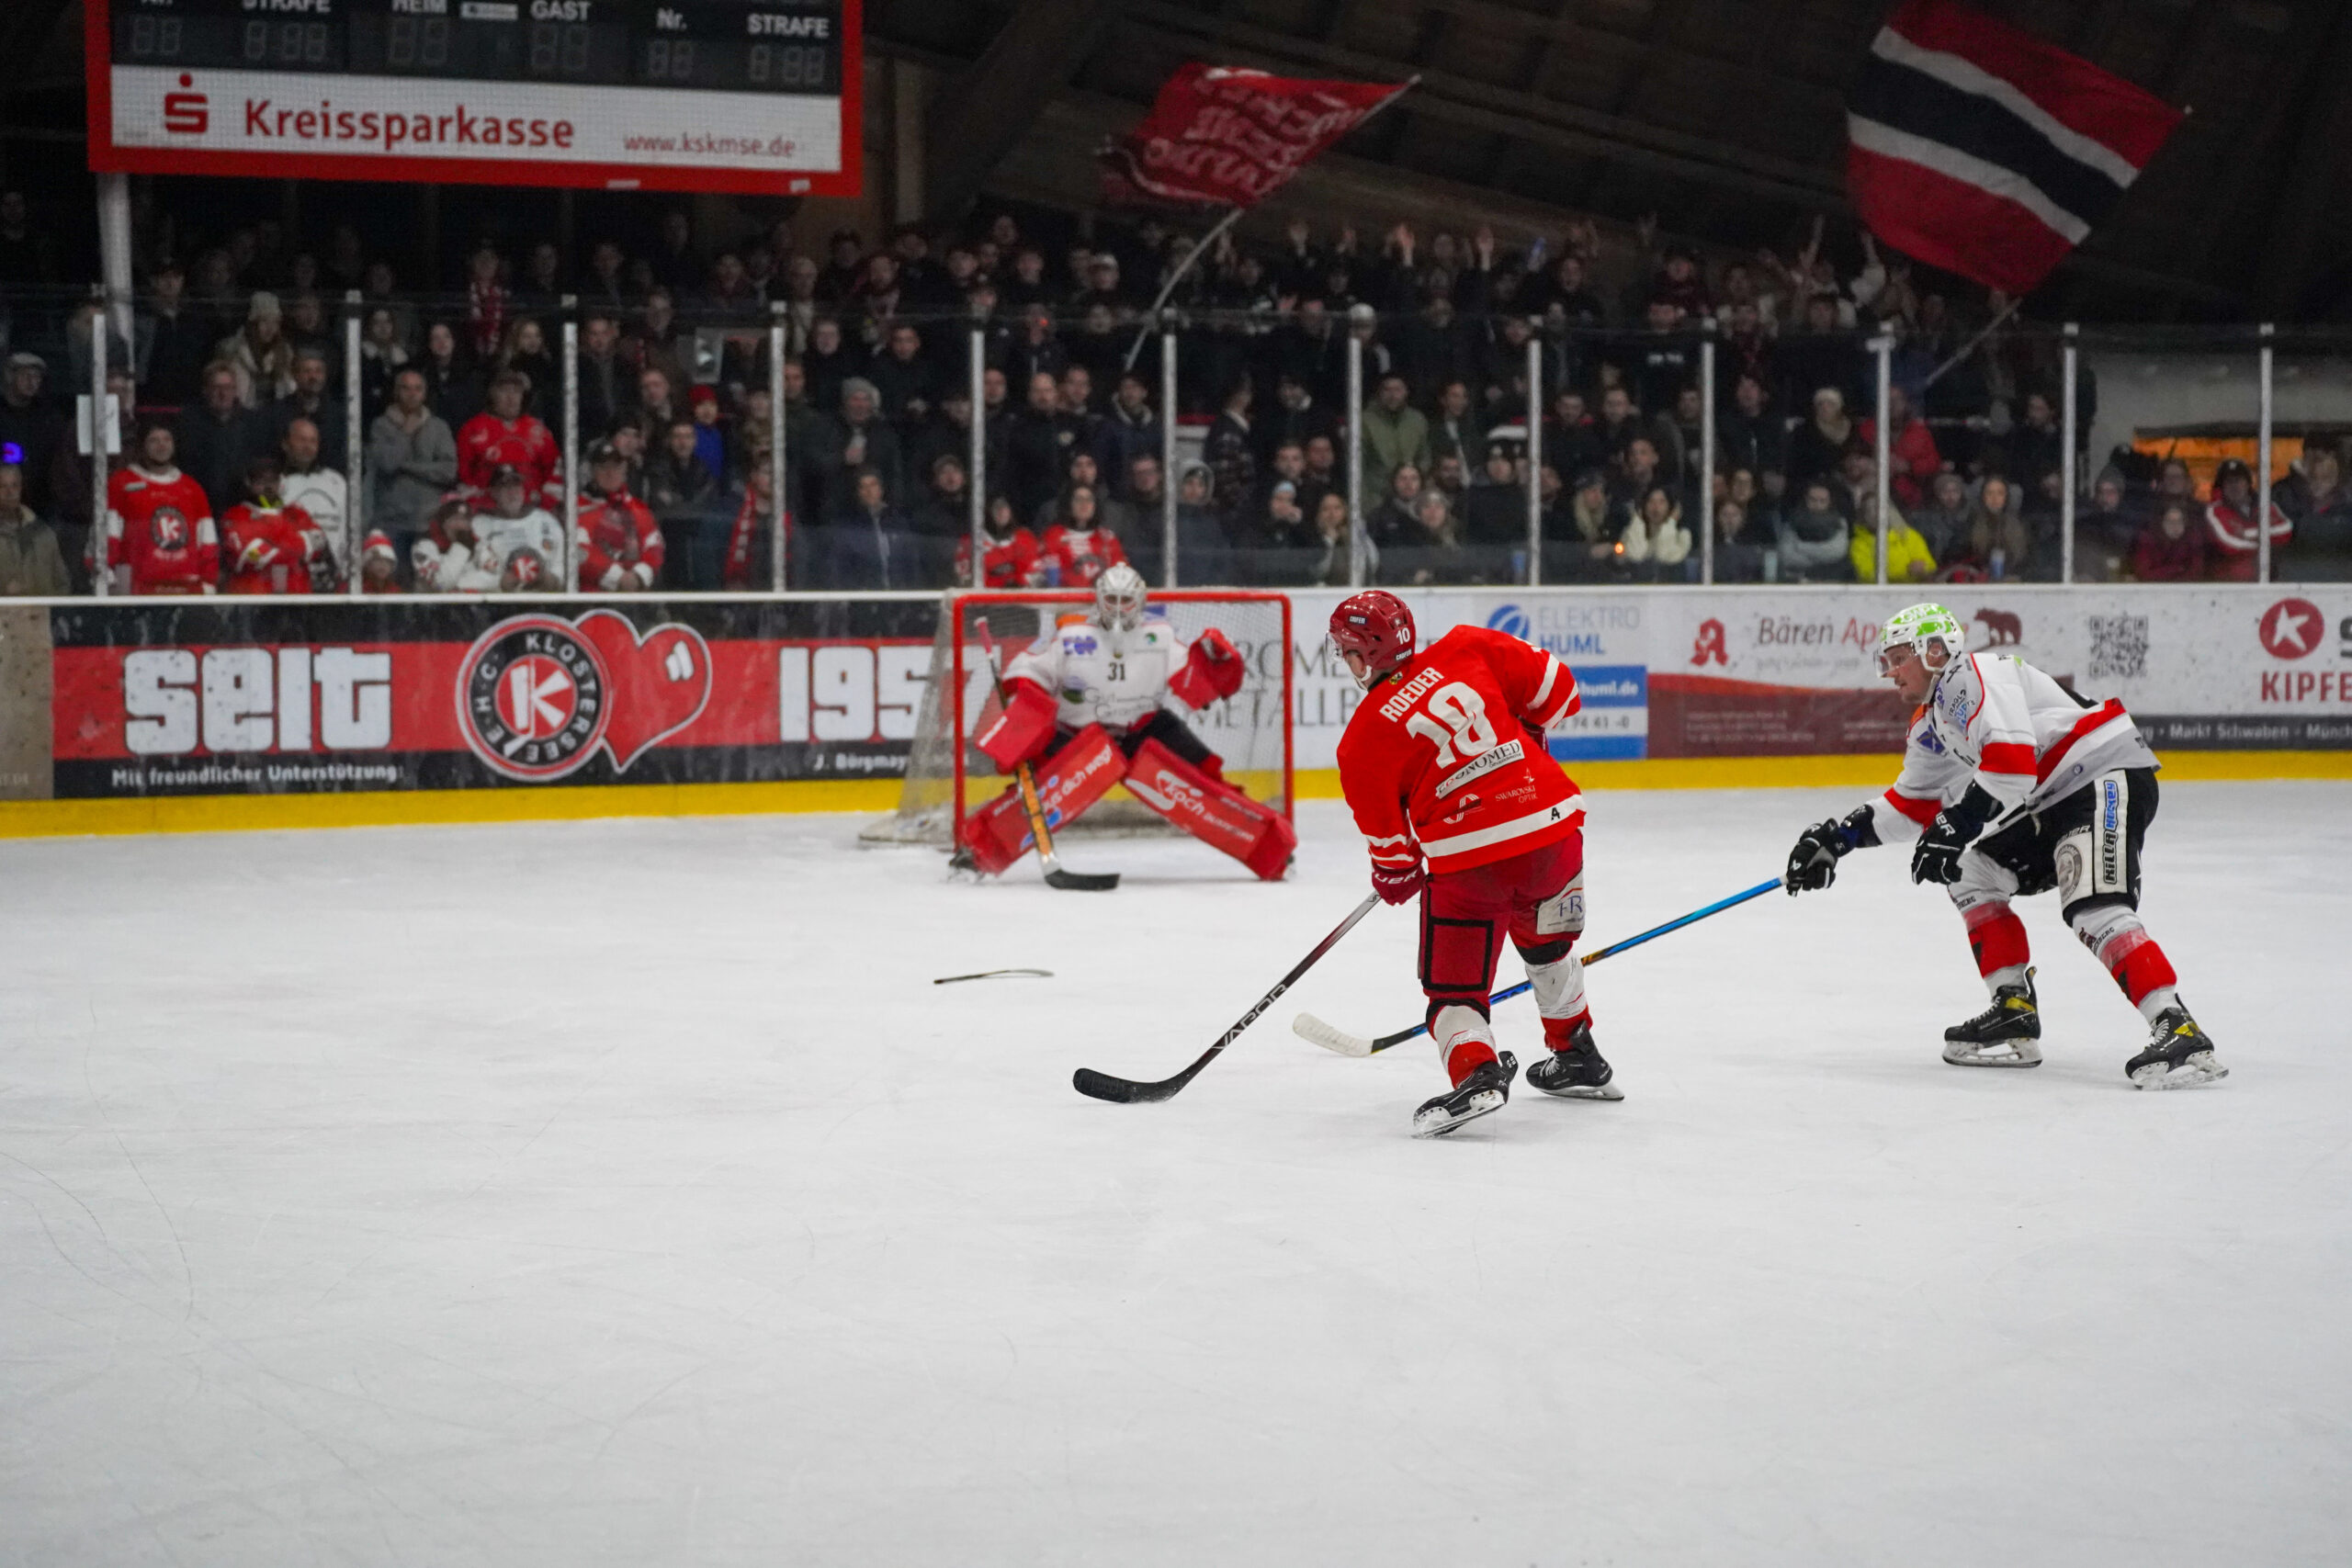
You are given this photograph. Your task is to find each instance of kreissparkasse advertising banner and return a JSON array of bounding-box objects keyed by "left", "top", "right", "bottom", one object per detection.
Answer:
[{"left": 86, "top": 0, "right": 862, "bottom": 196}]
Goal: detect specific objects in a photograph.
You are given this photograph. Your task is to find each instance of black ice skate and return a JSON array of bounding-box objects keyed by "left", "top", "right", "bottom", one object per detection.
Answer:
[
  {"left": 2125, "top": 1006, "right": 2229, "bottom": 1090},
  {"left": 1525, "top": 1022, "right": 1623, "bottom": 1100},
  {"left": 1411, "top": 1052, "right": 1517, "bottom": 1139},
  {"left": 1942, "top": 969, "right": 2042, "bottom": 1067}
]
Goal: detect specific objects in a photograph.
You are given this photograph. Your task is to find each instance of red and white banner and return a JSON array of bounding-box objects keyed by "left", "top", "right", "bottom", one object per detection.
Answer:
[
  {"left": 1845, "top": 0, "right": 2181, "bottom": 295},
  {"left": 1100, "top": 64, "right": 1408, "bottom": 208}
]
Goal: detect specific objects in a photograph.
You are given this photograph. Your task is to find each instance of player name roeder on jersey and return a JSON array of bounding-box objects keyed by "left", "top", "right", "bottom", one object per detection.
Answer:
[{"left": 1377, "top": 667, "right": 1444, "bottom": 721}]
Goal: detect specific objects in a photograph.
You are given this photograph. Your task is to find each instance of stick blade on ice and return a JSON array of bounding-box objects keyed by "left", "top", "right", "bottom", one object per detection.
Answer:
[
  {"left": 1291, "top": 1012, "right": 1374, "bottom": 1056},
  {"left": 1072, "top": 1067, "right": 1162, "bottom": 1102}
]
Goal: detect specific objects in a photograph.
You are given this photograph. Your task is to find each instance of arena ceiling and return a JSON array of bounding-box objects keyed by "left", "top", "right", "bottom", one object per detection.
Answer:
[{"left": 877, "top": 0, "right": 2352, "bottom": 321}]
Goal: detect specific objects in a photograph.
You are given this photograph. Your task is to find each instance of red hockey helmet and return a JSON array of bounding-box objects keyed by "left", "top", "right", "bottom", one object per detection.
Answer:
[{"left": 1329, "top": 591, "right": 1416, "bottom": 686}]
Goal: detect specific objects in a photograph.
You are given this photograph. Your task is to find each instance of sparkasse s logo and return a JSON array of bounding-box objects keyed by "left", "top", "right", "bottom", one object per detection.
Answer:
[{"left": 163, "top": 74, "right": 209, "bottom": 135}]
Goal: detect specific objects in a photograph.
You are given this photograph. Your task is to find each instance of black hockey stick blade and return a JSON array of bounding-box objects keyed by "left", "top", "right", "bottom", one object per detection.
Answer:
[
  {"left": 933, "top": 967, "right": 1055, "bottom": 985},
  {"left": 1044, "top": 864, "right": 1121, "bottom": 892},
  {"left": 1073, "top": 894, "right": 1382, "bottom": 1104}
]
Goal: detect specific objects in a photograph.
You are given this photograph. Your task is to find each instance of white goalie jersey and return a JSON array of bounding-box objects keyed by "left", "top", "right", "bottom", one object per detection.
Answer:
[{"left": 1003, "top": 610, "right": 1204, "bottom": 733}]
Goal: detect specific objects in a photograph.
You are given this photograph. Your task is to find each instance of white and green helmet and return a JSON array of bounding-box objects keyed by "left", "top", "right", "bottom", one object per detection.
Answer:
[{"left": 1878, "top": 602, "right": 1967, "bottom": 671}]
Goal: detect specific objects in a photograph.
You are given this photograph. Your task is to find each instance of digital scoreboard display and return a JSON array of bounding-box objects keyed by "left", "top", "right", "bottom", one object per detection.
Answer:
[{"left": 87, "top": 0, "right": 862, "bottom": 195}]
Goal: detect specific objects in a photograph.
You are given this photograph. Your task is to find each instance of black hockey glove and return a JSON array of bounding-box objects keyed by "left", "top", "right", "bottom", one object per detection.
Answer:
[
  {"left": 1911, "top": 784, "right": 2003, "bottom": 886},
  {"left": 1785, "top": 806, "right": 1879, "bottom": 895}
]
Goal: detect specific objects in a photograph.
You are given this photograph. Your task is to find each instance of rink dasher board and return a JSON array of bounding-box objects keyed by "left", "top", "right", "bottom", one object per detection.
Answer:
[{"left": 0, "top": 587, "right": 2346, "bottom": 836}]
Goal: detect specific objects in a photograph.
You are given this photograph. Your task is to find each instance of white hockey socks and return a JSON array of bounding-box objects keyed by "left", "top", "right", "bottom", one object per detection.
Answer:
[{"left": 1431, "top": 1003, "right": 1498, "bottom": 1084}]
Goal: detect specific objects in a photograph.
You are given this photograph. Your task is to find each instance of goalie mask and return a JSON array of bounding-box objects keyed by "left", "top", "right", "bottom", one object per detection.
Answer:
[
  {"left": 1093, "top": 563, "right": 1148, "bottom": 631},
  {"left": 1876, "top": 602, "right": 1967, "bottom": 676}
]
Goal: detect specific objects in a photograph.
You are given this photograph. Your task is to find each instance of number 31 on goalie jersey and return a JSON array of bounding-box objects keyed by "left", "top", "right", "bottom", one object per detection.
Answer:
[{"left": 1403, "top": 682, "right": 1498, "bottom": 766}]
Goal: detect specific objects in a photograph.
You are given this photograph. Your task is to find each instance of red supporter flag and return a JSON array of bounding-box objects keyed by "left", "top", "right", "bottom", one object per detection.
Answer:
[
  {"left": 1846, "top": 0, "right": 2183, "bottom": 296},
  {"left": 1101, "top": 64, "right": 1409, "bottom": 209}
]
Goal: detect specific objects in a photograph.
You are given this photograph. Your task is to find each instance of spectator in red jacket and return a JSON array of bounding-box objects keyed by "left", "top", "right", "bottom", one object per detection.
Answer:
[
  {"left": 103, "top": 423, "right": 220, "bottom": 594},
  {"left": 220, "top": 454, "right": 329, "bottom": 593},
  {"left": 1858, "top": 385, "right": 1941, "bottom": 512},
  {"left": 2132, "top": 500, "right": 2207, "bottom": 582},
  {"left": 2202, "top": 457, "right": 2292, "bottom": 581},
  {"left": 956, "top": 492, "right": 1044, "bottom": 588},
  {"left": 456, "top": 370, "right": 561, "bottom": 502},
  {"left": 575, "top": 439, "right": 663, "bottom": 592}
]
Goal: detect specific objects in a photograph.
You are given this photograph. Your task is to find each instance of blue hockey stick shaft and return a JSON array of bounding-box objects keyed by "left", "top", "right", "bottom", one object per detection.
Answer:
[{"left": 1365, "top": 875, "right": 1784, "bottom": 1054}]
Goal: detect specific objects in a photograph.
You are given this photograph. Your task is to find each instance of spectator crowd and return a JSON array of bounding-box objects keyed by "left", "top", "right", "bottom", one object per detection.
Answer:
[{"left": 1, "top": 185, "right": 2346, "bottom": 597}]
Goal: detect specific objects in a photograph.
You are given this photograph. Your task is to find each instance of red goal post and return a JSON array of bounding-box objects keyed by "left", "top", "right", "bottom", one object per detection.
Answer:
[{"left": 864, "top": 590, "right": 1295, "bottom": 847}]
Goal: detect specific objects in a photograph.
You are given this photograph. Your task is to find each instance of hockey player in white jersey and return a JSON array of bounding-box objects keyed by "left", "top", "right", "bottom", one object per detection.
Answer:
[
  {"left": 1783, "top": 603, "right": 2226, "bottom": 1089},
  {"left": 956, "top": 565, "right": 1297, "bottom": 880}
]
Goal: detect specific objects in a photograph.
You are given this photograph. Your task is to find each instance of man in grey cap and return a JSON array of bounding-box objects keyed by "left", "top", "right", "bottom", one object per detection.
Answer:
[
  {"left": 819, "top": 376, "right": 901, "bottom": 518},
  {"left": 0, "top": 351, "right": 63, "bottom": 516}
]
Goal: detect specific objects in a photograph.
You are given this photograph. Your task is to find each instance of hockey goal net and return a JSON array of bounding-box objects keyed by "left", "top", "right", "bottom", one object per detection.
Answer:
[{"left": 863, "top": 590, "right": 1295, "bottom": 847}]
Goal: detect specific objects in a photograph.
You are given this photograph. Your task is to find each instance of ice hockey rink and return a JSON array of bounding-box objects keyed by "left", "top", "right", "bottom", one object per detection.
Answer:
[{"left": 4, "top": 781, "right": 2346, "bottom": 1566}]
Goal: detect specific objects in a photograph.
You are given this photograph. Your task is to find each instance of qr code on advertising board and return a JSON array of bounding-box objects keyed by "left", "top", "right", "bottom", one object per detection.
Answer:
[{"left": 2086, "top": 615, "right": 2148, "bottom": 680}]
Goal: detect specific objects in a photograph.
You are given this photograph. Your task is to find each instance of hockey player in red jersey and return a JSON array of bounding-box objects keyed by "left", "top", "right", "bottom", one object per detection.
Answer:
[
  {"left": 1783, "top": 603, "right": 2226, "bottom": 1089},
  {"left": 456, "top": 371, "right": 562, "bottom": 502},
  {"left": 1330, "top": 590, "right": 1618, "bottom": 1137},
  {"left": 220, "top": 456, "right": 331, "bottom": 594},
  {"left": 102, "top": 423, "right": 219, "bottom": 595},
  {"left": 956, "top": 565, "right": 1296, "bottom": 881}
]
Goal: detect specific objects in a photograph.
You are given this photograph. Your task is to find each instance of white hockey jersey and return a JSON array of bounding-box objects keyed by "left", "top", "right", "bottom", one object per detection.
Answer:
[
  {"left": 1004, "top": 609, "right": 1203, "bottom": 733},
  {"left": 1863, "top": 651, "right": 2157, "bottom": 843},
  {"left": 472, "top": 506, "right": 567, "bottom": 589}
]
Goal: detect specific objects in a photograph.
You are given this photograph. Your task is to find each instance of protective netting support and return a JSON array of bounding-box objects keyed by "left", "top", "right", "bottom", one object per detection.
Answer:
[{"left": 861, "top": 591, "right": 1294, "bottom": 848}]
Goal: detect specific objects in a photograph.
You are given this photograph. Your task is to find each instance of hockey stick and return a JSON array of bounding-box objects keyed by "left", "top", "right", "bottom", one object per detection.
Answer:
[
  {"left": 1074, "top": 893, "right": 1382, "bottom": 1103},
  {"left": 976, "top": 628, "right": 1119, "bottom": 892},
  {"left": 1292, "top": 875, "right": 1784, "bottom": 1057},
  {"left": 933, "top": 967, "right": 1054, "bottom": 985}
]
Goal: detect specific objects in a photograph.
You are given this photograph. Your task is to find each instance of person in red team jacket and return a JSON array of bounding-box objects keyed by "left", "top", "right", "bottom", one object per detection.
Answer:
[
  {"left": 575, "top": 440, "right": 663, "bottom": 591},
  {"left": 1331, "top": 590, "right": 1619, "bottom": 1136},
  {"left": 102, "top": 423, "right": 220, "bottom": 594},
  {"left": 456, "top": 370, "right": 562, "bottom": 502},
  {"left": 220, "top": 455, "right": 330, "bottom": 594}
]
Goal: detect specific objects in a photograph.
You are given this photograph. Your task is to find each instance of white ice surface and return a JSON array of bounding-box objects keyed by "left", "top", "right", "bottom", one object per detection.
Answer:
[{"left": 2, "top": 784, "right": 2347, "bottom": 1566}]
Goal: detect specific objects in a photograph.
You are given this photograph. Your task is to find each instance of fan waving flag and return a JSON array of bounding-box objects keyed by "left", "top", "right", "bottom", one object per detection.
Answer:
[
  {"left": 1102, "top": 65, "right": 1410, "bottom": 209},
  {"left": 1847, "top": 0, "right": 2183, "bottom": 295}
]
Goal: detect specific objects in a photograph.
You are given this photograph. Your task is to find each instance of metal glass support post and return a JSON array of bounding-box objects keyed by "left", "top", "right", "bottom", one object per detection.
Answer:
[
  {"left": 345, "top": 292, "right": 364, "bottom": 592},
  {"left": 1523, "top": 326, "right": 1542, "bottom": 587},
  {"left": 2258, "top": 322, "right": 2275, "bottom": 584},
  {"left": 89, "top": 291, "right": 108, "bottom": 597},
  {"left": 1160, "top": 326, "right": 1179, "bottom": 587},
  {"left": 1872, "top": 334, "right": 1893, "bottom": 586},
  {"left": 561, "top": 312, "right": 580, "bottom": 595},
  {"left": 1699, "top": 323, "right": 1716, "bottom": 586},
  {"left": 968, "top": 327, "right": 987, "bottom": 589},
  {"left": 2061, "top": 322, "right": 2078, "bottom": 584},
  {"left": 1346, "top": 333, "right": 1364, "bottom": 590},
  {"left": 769, "top": 307, "right": 787, "bottom": 591},
  {"left": 96, "top": 174, "right": 134, "bottom": 346}
]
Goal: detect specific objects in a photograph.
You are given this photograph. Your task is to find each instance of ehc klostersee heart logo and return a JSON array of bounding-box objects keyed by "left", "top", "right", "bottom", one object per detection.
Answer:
[{"left": 455, "top": 610, "right": 713, "bottom": 783}]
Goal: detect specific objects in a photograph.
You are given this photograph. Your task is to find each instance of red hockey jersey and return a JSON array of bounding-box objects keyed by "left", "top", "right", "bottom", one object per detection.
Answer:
[
  {"left": 956, "top": 526, "right": 1045, "bottom": 588},
  {"left": 104, "top": 466, "right": 219, "bottom": 594},
  {"left": 575, "top": 490, "right": 664, "bottom": 591},
  {"left": 456, "top": 412, "right": 562, "bottom": 498},
  {"left": 1037, "top": 524, "right": 1127, "bottom": 587},
  {"left": 220, "top": 500, "right": 328, "bottom": 594},
  {"left": 1337, "top": 624, "right": 1584, "bottom": 875}
]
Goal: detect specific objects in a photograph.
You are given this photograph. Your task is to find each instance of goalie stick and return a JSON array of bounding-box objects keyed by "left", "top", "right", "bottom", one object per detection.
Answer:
[
  {"left": 975, "top": 625, "right": 1119, "bottom": 892},
  {"left": 1073, "top": 893, "right": 1381, "bottom": 1103},
  {"left": 1292, "top": 875, "right": 1784, "bottom": 1057}
]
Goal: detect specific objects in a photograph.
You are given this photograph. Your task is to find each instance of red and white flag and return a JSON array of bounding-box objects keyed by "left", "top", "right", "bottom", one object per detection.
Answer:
[
  {"left": 1101, "top": 64, "right": 1408, "bottom": 209},
  {"left": 1846, "top": 0, "right": 2183, "bottom": 295}
]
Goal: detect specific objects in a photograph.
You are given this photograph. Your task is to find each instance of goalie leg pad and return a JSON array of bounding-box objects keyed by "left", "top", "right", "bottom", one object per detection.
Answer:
[
  {"left": 953, "top": 724, "right": 1127, "bottom": 876},
  {"left": 1123, "top": 736, "right": 1296, "bottom": 880}
]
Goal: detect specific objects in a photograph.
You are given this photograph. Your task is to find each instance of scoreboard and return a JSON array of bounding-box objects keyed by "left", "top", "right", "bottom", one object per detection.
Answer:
[{"left": 86, "top": 0, "right": 862, "bottom": 196}]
